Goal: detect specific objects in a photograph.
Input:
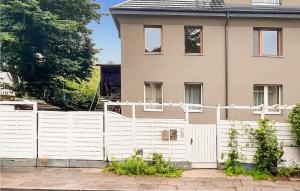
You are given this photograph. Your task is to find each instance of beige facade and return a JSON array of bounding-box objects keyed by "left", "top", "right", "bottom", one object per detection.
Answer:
[{"left": 113, "top": 2, "right": 300, "bottom": 123}]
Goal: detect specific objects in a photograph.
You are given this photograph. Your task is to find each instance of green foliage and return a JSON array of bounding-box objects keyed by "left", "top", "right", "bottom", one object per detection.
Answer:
[
  {"left": 0, "top": 0, "right": 100, "bottom": 106},
  {"left": 289, "top": 103, "right": 300, "bottom": 146},
  {"left": 60, "top": 67, "right": 100, "bottom": 110},
  {"left": 252, "top": 119, "right": 284, "bottom": 173},
  {"left": 277, "top": 166, "right": 297, "bottom": 178},
  {"left": 245, "top": 169, "right": 272, "bottom": 180},
  {"left": 104, "top": 153, "right": 183, "bottom": 177},
  {"left": 224, "top": 128, "right": 244, "bottom": 176}
]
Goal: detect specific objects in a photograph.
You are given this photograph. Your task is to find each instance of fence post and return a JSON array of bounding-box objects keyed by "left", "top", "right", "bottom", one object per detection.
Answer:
[
  {"left": 216, "top": 105, "right": 221, "bottom": 166},
  {"left": 261, "top": 104, "right": 265, "bottom": 120},
  {"left": 104, "top": 102, "right": 108, "bottom": 160},
  {"left": 33, "top": 102, "right": 38, "bottom": 160},
  {"left": 185, "top": 104, "right": 189, "bottom": 161},
  {"left": 185, "top": 104, "right": 189, "bottom": 124},
  {"left": 132, "top": 104, "right": 136, "bottom": 153}
]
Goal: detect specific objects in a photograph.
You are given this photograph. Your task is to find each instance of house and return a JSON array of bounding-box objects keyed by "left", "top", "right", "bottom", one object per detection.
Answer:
[
  {"left": 110, "top": 0, "right": 300, "bottom": 123},
  {"left": 100, "top": 64, "right": 121, "bottom": 102},
  {"left": 0, "top": 72, "right": 15, "bottom": 100}
]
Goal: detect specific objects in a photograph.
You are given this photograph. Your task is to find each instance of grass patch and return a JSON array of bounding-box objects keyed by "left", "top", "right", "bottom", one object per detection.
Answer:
[{"left": 103, "top": 153, "right": 183, "bottom": 177}]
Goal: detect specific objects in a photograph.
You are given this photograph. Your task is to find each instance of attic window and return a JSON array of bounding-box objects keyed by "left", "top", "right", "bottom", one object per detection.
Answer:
[{"left": 144, "top": 26, "right": 162, "bottom": 53}]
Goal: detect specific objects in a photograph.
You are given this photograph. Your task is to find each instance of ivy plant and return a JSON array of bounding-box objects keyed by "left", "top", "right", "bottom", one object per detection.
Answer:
[
  {"left": 289, "top": 103, "right": 300, "bottom": 146},
  {"left": 252, "top": 119, "right": 284, "bottom": 173},
  {"left": 224, "top": 128, "right": 245, "bottom": 176}
]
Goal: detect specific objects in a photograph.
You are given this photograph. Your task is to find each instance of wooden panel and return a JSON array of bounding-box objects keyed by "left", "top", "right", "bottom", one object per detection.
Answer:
[
  {"left": 38, "top": 111, "right": 104, "bottom": 160},
  {"left": 0, "top": 110, "right": 37, "bottom": 158},
  {"left": 106, "top": 112, "right": 186, "bottom": 161}
]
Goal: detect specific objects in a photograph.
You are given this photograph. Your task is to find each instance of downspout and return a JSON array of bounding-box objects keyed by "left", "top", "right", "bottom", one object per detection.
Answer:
[{"left": 225, "top": 11, "right": 230, "bottom": 119}]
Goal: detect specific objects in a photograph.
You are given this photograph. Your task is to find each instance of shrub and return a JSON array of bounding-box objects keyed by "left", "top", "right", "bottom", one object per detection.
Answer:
[
  {"left": 252, "top": 119, "right": 284, "bottom": 173},
  {"left": 103, "top": 153, "right": 182, "bottom": 177},
  {"left": 289, "top": 103, "right": 300, "bottom": 146},
  {"left": 277, "top": 166, "right": 296, "bottom": 178}
]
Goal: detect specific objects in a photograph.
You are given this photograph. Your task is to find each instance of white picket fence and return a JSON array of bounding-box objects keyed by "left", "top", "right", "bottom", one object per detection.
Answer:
[
  {"left": 1, "top": 101, "right": 300, "bottom": 168},
  {"left": 219, "top": 120, "right": 300, "bottom": 166},
  {"left": 38, "top": 111, "right": 104, "bottom": 160}
]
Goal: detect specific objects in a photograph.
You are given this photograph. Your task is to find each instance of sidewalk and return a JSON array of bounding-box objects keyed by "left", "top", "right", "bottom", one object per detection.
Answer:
[{"left": 1, "top": 167, "right": 300, "bottom": 191}]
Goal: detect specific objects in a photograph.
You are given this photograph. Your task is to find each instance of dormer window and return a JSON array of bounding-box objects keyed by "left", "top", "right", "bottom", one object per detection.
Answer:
[{"left": 252, "top": 0, "right": 280, "bottom": 5}]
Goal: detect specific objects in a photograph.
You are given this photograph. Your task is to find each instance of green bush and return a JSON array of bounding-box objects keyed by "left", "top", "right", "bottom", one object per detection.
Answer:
[
  {"left": 277, "top": 166, "right": 296, "bottom": 178},
  {"left": 103, "top": 153, "right": 182, "bottom": 177},
  {"left": 252, "top": 119, "right": 284, "bottom": 173},
  {"left": 289, "top": 103, "right": 300, "bottom": 146}
]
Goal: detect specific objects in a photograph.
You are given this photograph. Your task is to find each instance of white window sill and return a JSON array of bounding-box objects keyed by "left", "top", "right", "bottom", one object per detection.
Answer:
[
  {"left": 253, "top": 110, "right": 283, "bottom": 115},
  {"left": 253, "top": 55, "right": 284, "bottom": 58},
  {"left": 184, "top": 53, "right": 204, "bottom": 56},
  {"left": 144, "top": 108, "right": 163, "bottom": 112},
  {"left": 144, "top": 52, "right": 163, "bottom": 55},
  {"left": 184, "top": 109, "right": 203, "bottom": 113}
]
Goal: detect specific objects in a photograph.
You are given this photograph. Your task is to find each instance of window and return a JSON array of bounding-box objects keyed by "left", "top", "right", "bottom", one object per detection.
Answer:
[
  {"left": 144, "top": 82, "right": 163, "bottom": 111},
  {"left": 253, "top": 28, "right": 282, "bottom": 56},
  {"left": 184, "top": 83, "right": 203, "bottom": 112},
  {"left": 252, "top": 0, "right": 280, "bottom": 5},
  {"left": 185, "top": 26, "right": 203, "bottom": 54},
  {"left": 144, "top": 26, "right": 162, "bottom": 53},
  {"left": 253, "top": 85, "right": 282, "bottom": 114}
]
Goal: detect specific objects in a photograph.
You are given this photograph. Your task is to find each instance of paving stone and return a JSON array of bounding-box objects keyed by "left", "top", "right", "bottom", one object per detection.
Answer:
[
  {"left": 159, "top": 184, "right": 177, "bottom": 190},
  {"left": 176, "top": 184, "right": 198, "bottom": 190},
  {"left": 255, "top": 187, "right": 295, "bottom": 191},
  {"left": 235, "top": 186, "right": 255, "bottom": 191},
  {"left": 212, "top": 180, "right": 235, "bottom": 188},
  {"left": 120, "top": 183, "right": 158, "bottom": 190},
  {"left": 195, "top": 184, "right": 215, "bottom": 190}
]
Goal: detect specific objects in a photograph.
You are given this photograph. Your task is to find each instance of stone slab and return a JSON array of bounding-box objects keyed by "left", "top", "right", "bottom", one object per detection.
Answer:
[{"left": 0, "top": 159, "right": 36, "bottom": 167}]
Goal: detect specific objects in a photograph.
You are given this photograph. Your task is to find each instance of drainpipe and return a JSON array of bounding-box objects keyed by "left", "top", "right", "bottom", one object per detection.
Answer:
[{"left": 225, "top": 11, "right": 230, "bottom": 119}]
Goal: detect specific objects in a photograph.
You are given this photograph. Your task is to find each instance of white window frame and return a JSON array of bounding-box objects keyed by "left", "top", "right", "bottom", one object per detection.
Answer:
[
  {"left": 144, "top": 82, "right": 163, "bottom": 112},
  {"left": 184, "top": 83, "right": 203, "bottom": 113},
  {"left": 253, "top": 85, "right": 282, "bottom": 115}
]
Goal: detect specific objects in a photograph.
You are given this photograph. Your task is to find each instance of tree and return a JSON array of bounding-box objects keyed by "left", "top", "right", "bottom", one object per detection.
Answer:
[
  {"left": 61, "top": 67, "right": 100, "bottom": 110},
  {"left": 0, "top": 0, "right": 100, "bottom": 106}
]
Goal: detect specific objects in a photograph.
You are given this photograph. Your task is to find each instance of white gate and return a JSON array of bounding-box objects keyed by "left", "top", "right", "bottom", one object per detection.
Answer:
[
  {"left": 38, "top": 111, "right": 104, "bottom": 160},
  {"left": 187, "top": 124, "right": 217, "bottom": 168}
]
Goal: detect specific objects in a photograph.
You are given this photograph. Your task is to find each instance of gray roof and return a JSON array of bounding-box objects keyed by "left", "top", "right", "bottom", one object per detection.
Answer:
[
  {"left": 111, "top": 0, "right": 300, "bottom": 15},
  {"left": 112, "top": 0, "right": 225, "bottom": 10},
  {"left": 110, "top": 0, "right": 300, "bottom": 35}
]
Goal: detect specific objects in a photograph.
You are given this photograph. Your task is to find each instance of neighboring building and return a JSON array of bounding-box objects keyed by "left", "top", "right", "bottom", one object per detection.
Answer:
[
  {"left": 110, "top": 0, "right": 300, "bottom": 123},
  {"left": 100, "top": 64, "right": 121, "bottom": 102},
  {"left": 0, "top": 72, "right": 15, "bottom": 100}
]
